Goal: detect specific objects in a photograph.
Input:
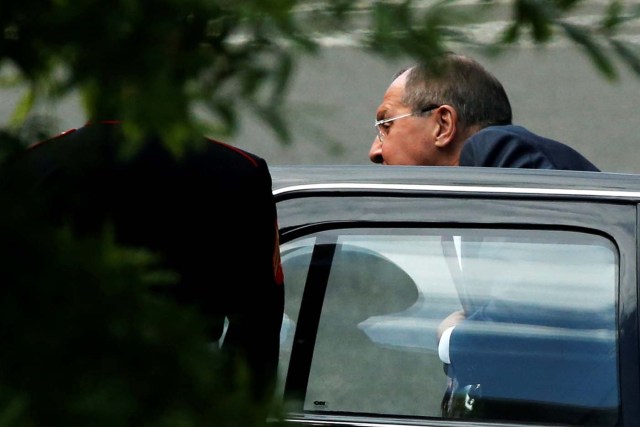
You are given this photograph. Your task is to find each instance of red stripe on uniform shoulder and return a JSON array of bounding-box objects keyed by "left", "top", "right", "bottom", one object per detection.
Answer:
[
  {"left": 205, "top": 137, "right": 259, "bottom": 168},
  {"left": 28, "top": 128, "right": 78, "bottom": 149}
]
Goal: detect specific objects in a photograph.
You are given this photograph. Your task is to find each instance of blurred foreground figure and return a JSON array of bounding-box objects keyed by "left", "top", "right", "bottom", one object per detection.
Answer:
[{"left": 17, "top": 121, "right": 284, "bottom": 401}]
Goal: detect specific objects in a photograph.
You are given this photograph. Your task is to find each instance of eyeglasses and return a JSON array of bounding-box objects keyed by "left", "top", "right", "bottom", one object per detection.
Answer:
[{"left": 374, "top": 105, "right": 440, "bottom": 142}]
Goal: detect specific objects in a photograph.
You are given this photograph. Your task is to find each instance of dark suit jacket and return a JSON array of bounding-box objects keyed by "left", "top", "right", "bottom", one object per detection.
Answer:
[
  {"left": 17, "top": 121, "right": 284, "bottom": 395},
  {"left": 459, "top": 125, "right": 600, "bottom": 171},
  {"left": 447, "top": 126, "right": 616, "bottom": 423},
  {"left": 446, "top": 254, "right": 618, "bottom": 423}
]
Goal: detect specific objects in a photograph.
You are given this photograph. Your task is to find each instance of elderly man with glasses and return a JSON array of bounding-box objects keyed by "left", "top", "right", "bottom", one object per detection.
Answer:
[
  {"left": 369, "top": 52, "right": 599, "bottom": 171},
  {"left": 369, "top": 53, "right": 609, "bottom": 423}
]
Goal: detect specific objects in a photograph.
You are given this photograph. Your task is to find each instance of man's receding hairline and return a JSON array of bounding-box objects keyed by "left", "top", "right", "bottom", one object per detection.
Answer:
[
  {"left": 393, "top": 53, "right": 513, "bottom": 127},
  {"left": 392, "top": 66, "right": 412, "bottom": 81},
  {"left": 395, "top": 53, "right": 480, "bottom": 84}
]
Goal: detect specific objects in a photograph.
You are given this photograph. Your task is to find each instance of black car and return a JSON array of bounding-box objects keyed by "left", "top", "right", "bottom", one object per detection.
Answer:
[{"left": 270, "top": 165, "right": 640, "bottom": 427}]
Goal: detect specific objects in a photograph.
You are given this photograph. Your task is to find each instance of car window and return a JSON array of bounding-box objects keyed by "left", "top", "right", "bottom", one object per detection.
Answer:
[{"left": 278, "top": 227, "right": 619, "bottom": 425}]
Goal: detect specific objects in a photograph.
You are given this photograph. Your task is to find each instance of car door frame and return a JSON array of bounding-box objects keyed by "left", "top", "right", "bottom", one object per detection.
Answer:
[{"left": 274, "top": 180, "right": 640, "bottom": 426}]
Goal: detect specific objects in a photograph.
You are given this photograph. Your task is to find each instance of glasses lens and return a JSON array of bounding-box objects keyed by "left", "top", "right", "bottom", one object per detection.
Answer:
[{"left": 376, "top": 124, "right": 384, "bottom": 141}]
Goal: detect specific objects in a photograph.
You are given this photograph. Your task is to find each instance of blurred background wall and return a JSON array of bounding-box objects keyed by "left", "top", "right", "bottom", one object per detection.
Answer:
[{"left": 2, "top": 3, "right": 639, "bottom": 173}]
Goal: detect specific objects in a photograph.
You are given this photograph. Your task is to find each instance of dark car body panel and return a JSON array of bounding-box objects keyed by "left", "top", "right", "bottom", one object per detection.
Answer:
[{"left": 270, "top": 165, "right": 640, "bottom": 427}]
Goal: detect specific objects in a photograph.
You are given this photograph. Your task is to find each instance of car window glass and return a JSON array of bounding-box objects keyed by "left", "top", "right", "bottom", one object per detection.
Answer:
[{"left": 278, "top": 228, "right": 619, "bottom": 425}]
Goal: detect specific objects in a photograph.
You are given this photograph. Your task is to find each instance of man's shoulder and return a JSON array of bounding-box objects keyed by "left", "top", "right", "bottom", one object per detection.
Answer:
[
  {"left": 460, "top": 125, "right": 541, "bottom": 168},
  {"left": 461, "top": 125, "right": 599, "bottom": 171},
  {"left": 467, "top": 125, "right": 580, "bottom": 156},
  {"left": 468, "top": 124, "right": 533, "bottom": 143}
]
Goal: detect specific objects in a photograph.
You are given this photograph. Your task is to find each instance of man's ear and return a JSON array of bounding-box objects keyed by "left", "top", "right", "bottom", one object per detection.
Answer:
[{"left": 434, "top": 105, "right": 458, "bottom": 148}]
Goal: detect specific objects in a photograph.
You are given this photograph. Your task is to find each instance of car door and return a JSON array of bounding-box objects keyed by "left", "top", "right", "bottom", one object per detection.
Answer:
[{"left": 273, "top": 173, "right": 639, "bottom": 427}]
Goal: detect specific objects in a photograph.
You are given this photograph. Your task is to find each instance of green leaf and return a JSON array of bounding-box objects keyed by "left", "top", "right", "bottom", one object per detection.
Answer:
[
  {"left": 0, "top": 395, "right": 28, "bottom": 426},
  {"left": 252, "top": 104, "right": 291, "bottom": 144},
  {"left": 518, "top": 0, "right": 554, "bottom": 43},
  {"left": 609, "top": 39, "right": 640, "bottom": 75},
  {"left": 270, "top": 52, "right": 293, "bottom": 104},
  {"left": 601, "top": 0, "right": 623, "bottom": 32},
  {"left": 501, "top": 22, "right": 522, "bottom": 44},
  {"left": 325, "top": 0, "right": 356, "bottom": 19},
  {"left": 553, "top": 0, "right": 583, "bottom": 12},
  {"left": 8, "top": 86, "right": 35, "bottom": 128}
]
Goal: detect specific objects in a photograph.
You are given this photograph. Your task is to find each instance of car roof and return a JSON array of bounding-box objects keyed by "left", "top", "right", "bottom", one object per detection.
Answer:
[{"left": 271, "top": 165, "right": 640, "bottom": 202}]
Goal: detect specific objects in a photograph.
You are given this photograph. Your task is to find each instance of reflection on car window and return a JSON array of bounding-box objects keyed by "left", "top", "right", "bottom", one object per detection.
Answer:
[{"left": 278, "top": 228, "right": 619, "bottom": 425}]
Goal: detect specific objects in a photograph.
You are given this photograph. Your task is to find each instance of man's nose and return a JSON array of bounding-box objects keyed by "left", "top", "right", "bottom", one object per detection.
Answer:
[{"left": 369, "top": 137, "right": 383, "bottom": 164}]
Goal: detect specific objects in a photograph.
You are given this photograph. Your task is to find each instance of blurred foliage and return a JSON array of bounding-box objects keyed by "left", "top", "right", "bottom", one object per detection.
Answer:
[
  {"left": 496, "top": 0, "right": 640, "bottom": 80},
  {"left": 1, "top": 0, "right": 319, "bottom": 149},
  {"left": 0, "top": 133, "right": 282, "bottom": 426},
  {"left": 0, "top": 0, "right": 639, "bottom": 425},
  {"left": 0, "top": 2, "right": 303, "bottom": 424},
  {"left": 1, "top": 0, "right": 639, "bottom": 145}
]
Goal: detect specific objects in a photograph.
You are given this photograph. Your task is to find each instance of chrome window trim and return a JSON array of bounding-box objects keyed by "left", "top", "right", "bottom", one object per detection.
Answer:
[
  {"left": 273, "top": 183, "right": 640, "bottom": 200},
  {"left": 282, "top": 417, "right": 508, "bottom": 427},
  {"left": 283, "top": 419, "right": 418, "bottom": 427}
]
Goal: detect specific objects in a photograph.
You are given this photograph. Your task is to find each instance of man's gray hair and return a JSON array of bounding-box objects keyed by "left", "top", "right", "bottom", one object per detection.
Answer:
[{"left": 402, "top": 53, "right": 513, "bottom": 128}]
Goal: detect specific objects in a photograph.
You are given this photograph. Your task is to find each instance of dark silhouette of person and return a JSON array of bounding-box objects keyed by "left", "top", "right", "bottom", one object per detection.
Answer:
[{"left": 12, "top": 120, "right": 284, "bottom": 400}]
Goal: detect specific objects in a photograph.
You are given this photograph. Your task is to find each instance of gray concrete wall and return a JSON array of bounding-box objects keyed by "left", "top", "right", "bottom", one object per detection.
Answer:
[
  {"left": 2, "top": 44, "right": 639, "bottom": 173},
  {"left": 228, "top": 45, "right": 640, "bottom": 173}
]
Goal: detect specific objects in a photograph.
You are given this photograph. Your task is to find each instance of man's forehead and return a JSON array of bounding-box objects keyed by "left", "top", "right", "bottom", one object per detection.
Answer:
[{"left": 377, "top": 75, "right": 409, "bottom": 114}]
